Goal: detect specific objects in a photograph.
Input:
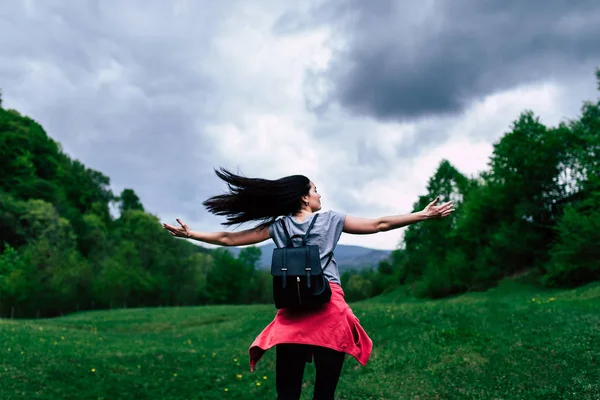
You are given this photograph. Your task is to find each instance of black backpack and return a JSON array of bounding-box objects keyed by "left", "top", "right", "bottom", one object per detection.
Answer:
[{"left": 270, "top": 213, "right": 333, "bottom": 310}]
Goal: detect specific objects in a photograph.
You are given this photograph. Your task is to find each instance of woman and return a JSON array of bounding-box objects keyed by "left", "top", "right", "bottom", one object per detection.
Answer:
[{"left": 163, "top": 168, "right": 454, "bottom": 400}]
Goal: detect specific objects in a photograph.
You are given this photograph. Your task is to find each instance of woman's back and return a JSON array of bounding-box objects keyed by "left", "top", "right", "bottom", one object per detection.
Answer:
[{"left": 269, "top": 210, "right": 346, "bottom": 285}]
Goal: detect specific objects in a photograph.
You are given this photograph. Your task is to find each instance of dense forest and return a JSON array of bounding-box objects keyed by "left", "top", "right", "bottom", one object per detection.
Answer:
[{"left": 1, "top": 69, "right": 599, "bottom": 318}]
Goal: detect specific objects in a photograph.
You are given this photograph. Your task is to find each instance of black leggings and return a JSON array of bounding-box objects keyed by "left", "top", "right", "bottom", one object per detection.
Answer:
[{"left": 276, "top": 344, "right": 345, "bottom": 400}]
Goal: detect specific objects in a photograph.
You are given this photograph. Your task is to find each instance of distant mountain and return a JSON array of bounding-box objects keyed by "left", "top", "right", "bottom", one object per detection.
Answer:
[{"left": 225, "top": 243, "right": 393, "bottom": 272}]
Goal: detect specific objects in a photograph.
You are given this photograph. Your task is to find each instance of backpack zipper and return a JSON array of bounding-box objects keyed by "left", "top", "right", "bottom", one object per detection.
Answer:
[{"left": 296, "top": 277, "right": 302, "bottom": 305}]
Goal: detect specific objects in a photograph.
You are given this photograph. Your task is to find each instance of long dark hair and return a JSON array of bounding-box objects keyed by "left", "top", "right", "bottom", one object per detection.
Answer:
[{"left": 203, "top": 167, "right": 311, "bottom": 229}]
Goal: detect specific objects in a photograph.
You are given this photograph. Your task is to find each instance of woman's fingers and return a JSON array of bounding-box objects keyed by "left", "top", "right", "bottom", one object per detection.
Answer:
[
  {"left": 439, "top": 204, "right": 454, "bottom": 212},
  {"left": 428, "top": 196, "right": 440, "bottom": 207},
  {"left": 163, "top": 222, "right": 185, "bottom": 236},
  {"left": 164, "top": 223, "right": 178, "bottom": 231},
  {"left": 431, "top": 201, "right": 455, "bottom": 218}
]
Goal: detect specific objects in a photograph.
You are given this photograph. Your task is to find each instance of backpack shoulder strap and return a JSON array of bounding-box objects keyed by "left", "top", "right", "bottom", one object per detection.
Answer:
[
  {"left": 323, "top": 252, "right": 334, "bottom": 271},
  {"left": 280, "top": 218, "right": 290, "bottom": 240},
  {"left": 280, "top": 218, "right": 294, "bottom": 247},
  {"left": 302, "top": 213, "right": 319, "bottom": 245}
]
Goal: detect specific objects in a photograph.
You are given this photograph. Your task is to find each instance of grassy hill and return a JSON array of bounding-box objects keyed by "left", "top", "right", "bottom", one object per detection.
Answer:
[{"left": 1, "top": 280, "right": 599, "bottom": 399}]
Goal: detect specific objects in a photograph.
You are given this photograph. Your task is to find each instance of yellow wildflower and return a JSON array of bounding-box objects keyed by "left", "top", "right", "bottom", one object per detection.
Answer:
[
  {"left": 91, "top": 368, "right": 96, "bottom": 373},
  {"left": 256, "top": 382, "right": 261, "bottom": 386},
  {"left": 263, "top": 376, "right": 267, "bottom": 380},
  {"left": 236, "top": 374, "right": 243, "bottom": 379},
  {"left": 224, "top": 388, "right": 229, "bottom": 392}
]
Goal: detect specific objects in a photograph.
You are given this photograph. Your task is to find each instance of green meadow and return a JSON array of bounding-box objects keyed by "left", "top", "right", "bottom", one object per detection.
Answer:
[{"left": 1, "top": 280, "right": 599, "bottom": 400}]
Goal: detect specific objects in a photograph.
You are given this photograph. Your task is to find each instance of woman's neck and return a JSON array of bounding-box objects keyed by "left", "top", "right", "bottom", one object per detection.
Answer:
[{"left": 292, "top": 208, "right": 313, "bottom": 222}]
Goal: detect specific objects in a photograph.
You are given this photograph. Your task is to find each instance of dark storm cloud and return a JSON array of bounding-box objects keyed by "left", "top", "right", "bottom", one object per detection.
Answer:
[
  {"left": 0, "top": 1, "right": 232, "bottom": 222},
  {"left": 301, "top": 0, "right": 600, "bottom": 121}
]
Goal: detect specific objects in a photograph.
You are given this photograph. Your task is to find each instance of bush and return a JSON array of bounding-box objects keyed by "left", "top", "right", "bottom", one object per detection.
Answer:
[{"left": 544, "top": 202, "right": 600, "bottom": 287}]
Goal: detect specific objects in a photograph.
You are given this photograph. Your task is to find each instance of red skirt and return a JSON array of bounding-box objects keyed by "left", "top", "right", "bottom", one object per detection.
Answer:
[{"left": 248, "top": 282, "right": 372, "bottom": 371}]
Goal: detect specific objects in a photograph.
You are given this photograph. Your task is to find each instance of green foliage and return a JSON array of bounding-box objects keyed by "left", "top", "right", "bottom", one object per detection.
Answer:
[
  {"left": 400, "top": 159, "right": 473, "bottom": 296},
  {"left": 118, "top": 188, "right": 144, "bottom": 214},
  {"left": 0, "top": 106, "right": 274, "bottom": 318},
  {"left": 0, "top": 191, "right": 28, "bottom": 249},
  {"left": 343, "top": 273, "right": 374, "bottom": 301},
  {"left": 380, "top": 69, "right": 600, "bottom": 298},
  {"left": 0, "top": 245, "right": 33, "bottom": 318},
  {"left": 237, "top": 246, "right": 261, "bottom": 270},
  {"left": 544, "top": 191, "right": 600, "bottom": 287},
  {"left": 237, "top": 246, "right": 274, "bottom": 304},
  {"left": 92, "top": 240, "right": 153, "bottom": 309},
  {"left": 204, "top": 248, "right": 259, "bottom": 304}
]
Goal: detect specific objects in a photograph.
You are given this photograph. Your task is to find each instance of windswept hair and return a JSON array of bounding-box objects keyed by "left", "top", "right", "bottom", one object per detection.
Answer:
[{"left": 203, "top": 168, "right": 311, "bottom": 229}]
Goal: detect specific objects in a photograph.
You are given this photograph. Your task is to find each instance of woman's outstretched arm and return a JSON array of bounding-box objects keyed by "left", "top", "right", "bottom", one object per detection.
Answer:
[
  {"left": 343, "top": 197, "right": 454, "bottom": 235},
  {"left": 162, "top": 218, "right": 270, "bottom": 246}
]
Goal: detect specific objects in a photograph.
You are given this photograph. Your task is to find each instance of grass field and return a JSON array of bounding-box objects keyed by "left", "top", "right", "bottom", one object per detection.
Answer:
[{"left": 1, "top": 280, "right": 599, "bottom": 400}]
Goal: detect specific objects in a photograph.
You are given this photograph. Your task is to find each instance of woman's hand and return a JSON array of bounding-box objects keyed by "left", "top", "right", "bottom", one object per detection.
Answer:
[
  {"left": 421, "top": 197, "right": 454, "bottom": 219},
  {"left": 162, "top": 218, "right": 191, "bottom": 238}
]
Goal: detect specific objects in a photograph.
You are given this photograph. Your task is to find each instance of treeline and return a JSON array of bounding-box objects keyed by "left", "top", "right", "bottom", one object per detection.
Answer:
[
  {"left": 341, "top": 69, "right": 600, "bottom": 302},
  {"left": 1, "top": 70, "right": 599, "bottom": 316},
  {"left": 0, "top": 96, "right": 272, "bottom": 318}
]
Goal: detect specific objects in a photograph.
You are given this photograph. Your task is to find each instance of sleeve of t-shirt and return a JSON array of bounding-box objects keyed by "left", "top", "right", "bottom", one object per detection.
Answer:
[
  {"left": 268, "top": 218, "right": 281, "bottom": 244},
  {"left": 268, "top": 219, "right": 276, "bottom": 240},
  {"left": 328, "top": 210, "right": 346, "bottom": 244}
]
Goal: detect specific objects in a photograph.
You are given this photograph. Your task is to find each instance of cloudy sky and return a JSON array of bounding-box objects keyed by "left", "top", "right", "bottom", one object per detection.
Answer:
[{"left": 1, "top": 0, "right": 599, "bottom": 250}]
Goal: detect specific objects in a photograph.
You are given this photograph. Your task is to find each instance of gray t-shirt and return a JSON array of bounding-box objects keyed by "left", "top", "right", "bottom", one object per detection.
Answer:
[{"left": 268, "top": 210, "right": 346, "bottom": 285}]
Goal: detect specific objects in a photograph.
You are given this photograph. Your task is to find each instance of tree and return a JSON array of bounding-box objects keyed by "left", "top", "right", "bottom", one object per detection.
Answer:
[
  {"left": 544, "top": 199, "right": 600, "bottom": 287},
  {"left": 343, "top": 274, "right": 373, "bottom": 302},
  {"left": 543, "top": 72, "right": 600, "bottom": 287},
  {"left": 205, "top": 249, "right": 251, "bottom": 304},
  {"left": 92, "top": 240, "right": 153, "bottom": 308},
  {"left": 0, "top": 191, "right": 28, "bottom": 250},
  {"left": 400, "top": 160, "right": 471, "bottom": 296},
  {"left": 0, "top": 245, "right": 33, "bottom": 318},
  {"left": 237, "top": 246, "right": 267, "bottom": 303},
  {"left": 237, "top": 246, "right": 262, "bottom": 270},
  {"left": 118, "top": 188, "right": 144, "bottom": 214}
]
